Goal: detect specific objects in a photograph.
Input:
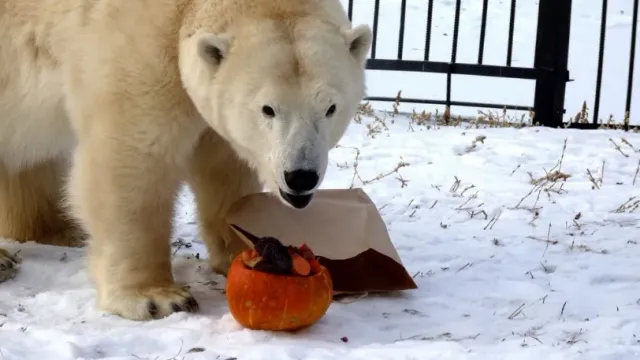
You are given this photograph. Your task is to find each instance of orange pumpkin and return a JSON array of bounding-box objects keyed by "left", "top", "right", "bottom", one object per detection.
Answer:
[{"left": 225, "top": 249, "right": 333, "bottom": 331}]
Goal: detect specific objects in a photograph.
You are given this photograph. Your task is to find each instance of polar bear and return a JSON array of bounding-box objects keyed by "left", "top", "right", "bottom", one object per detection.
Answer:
[{"left": 0, "top": 0, "right": 372, "bottom": 320}]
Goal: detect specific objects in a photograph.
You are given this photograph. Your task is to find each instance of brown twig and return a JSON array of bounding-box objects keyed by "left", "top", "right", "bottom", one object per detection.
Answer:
[
  {"left": 586, "top": 168, "right": 600, "bottom": 189},
  {"left": 609, "top": 138, "right": 630, "bottom": 158},
  {"left": 543, "top": 223, "right": 552, "bottom": 257},
  {"left": 359, "top": 160, "right": 410, "bottom": 185},
  {"left": 513, "top": 140, "right": 570, "bottom": 211},
  {"left": 508, "top": 303, "right": 526, "bottom": 320},
  {"left": 620, "top": 137, "right": 638, "bottom": 152},
  {"left": 450, "top": 176, "right": 462, "bottom": 193},
  {"left": 559, "top": 301, "right": 568, "bottom": 318},
  {"left": 612, "top": 196, "right": 639, "bottom": 213},
  {"left": 484, "top": 209, "right": 502, "bottom": 230}
]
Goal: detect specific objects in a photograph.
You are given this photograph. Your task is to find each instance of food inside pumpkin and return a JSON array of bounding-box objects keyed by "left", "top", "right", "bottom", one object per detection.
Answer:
[
  {"left": 242, "top": 237, "right": 323, "bottom": 277},
  {"left": 226, "top": 240, "right": 333, "bottom": 331}
]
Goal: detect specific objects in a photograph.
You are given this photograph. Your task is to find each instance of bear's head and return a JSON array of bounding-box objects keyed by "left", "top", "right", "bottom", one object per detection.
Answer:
[{"left": 180, "top": 17, "right": 372, "bottom": 209}]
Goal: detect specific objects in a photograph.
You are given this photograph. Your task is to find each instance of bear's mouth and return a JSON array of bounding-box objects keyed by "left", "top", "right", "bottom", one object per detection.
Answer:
[{"left": 279, "top": 189, "right": 314, "bottom": 209}]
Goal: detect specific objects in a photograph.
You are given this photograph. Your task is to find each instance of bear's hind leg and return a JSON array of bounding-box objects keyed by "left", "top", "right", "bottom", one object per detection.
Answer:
[
  {"left": 185, "top": 129, "right": 261, "bottom": 276},
  {"left": 0, "top": 158, "right": 85, "bottom": 247},
  {"left": 0, "top": 158, "right": 85, "bottom": 283}
]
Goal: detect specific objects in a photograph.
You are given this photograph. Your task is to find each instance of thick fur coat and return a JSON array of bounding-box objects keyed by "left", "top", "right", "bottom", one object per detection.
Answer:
[{"left": 0, "top": 0, "right": 372, "bottom": 320}]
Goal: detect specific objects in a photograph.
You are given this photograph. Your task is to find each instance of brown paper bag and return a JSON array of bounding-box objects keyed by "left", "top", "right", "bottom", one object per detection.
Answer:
[{"left": 223, "top": 188, "right": 418, "bottom": 294}]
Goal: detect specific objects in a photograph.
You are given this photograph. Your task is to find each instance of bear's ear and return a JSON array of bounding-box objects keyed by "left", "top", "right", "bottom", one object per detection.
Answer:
[
  {"left": 197, "top": 33, "right": 232, "bottom": 67},
  {"left": 342, "top": 24, "right": 373, "bottom": 65}
]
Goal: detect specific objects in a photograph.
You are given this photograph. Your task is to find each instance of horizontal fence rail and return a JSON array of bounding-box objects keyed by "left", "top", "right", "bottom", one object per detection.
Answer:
[{"left": 347, "top": 0, "right": 640, "bottom": 131}]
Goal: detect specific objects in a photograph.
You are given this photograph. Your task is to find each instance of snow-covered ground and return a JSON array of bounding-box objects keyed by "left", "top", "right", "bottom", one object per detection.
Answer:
[
  {"left": 351, "top": 0, "right": 640, "bottom": 125},
  {"left": 2, "top": 1, "right": 640, "bottom": 359},
  {"left": 2, "top": 113, "right": 640, "bottom": 359}
]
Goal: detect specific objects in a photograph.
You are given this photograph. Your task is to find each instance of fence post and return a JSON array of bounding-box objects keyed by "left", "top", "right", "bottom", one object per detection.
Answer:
[{"left": 533, "top": 0, "right": 572, "bottom": 128}]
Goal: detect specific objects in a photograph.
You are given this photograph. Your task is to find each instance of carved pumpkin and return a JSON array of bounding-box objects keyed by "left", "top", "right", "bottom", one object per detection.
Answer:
[{"left": 225, "top": 249, "right": 333, "bottom": 331}]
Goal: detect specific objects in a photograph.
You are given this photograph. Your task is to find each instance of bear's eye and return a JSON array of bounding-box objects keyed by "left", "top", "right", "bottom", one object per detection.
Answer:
[
  {"left": 326, "top": 104, "right": 337, "bottom": 117},
  {"left": 262, "top": 105, "right": 276, "bottom": 118}
]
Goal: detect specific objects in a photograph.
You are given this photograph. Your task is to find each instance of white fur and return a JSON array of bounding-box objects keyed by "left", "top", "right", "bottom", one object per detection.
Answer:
[
  {"left": 180, "top": 17, "right": 371, "bottom": 196},
  {"left": 0, "top": 0, "right": 372, "bottom": 321}
]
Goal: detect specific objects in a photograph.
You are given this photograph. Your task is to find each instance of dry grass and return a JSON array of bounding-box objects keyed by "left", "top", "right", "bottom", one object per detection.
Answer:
[
  {"left": 527, "top": 225, "right": 609, "bottom": 255},
  {"left": 354, "top": 94, "right": 640, "bottom": 132},
  {"left": 609, "top": 138, "right": 630, "bottom": 158},
  {"left": 563, "top": 328, "right": 587, "bottom": 346},
  {"left": 348, "top": 97, "right": 639, "bottom": 219},
  {"left": 344, "top": 94, "right": 639, "bottom": 230},
  {"left": 334, "top": 145, "right": 410, "bottom": 189},
  {"left": 317, "top": 97, "right": 638, "bottom": 349},
  {"left": 585, "top": 163, "right": 604, "bottom": 190},
  {"left": 511, "top": 139, "right": 571, "bottom": 216},
  {"left": 611, "top": 196, "right": 639, "bottom": 213},
  {"left": 566, "top": 102, "right": 635, "bottom": 131},
  {"left": 354, "top": 98, "right": 536, "bottom": 132},
  {"left": 456, "top": 135, "right": 488, "bottom": 155},
  {"left": 395, "top": 331, "right": 481, "bottom": 343},
  {"left": 569, "top": 101, "right": 590, "bottom": 124},
  {"left": 504, "top": 295, "right": 552, "bottom": 325},
  {"left": 517, "top": 325, "right": 545, "bottom": 346},
  {"left": 447, "top": 176, "right": 494, "bottom": 222},
  {"left": 620, "top": 137, "right": 639, "bottom": 152}
]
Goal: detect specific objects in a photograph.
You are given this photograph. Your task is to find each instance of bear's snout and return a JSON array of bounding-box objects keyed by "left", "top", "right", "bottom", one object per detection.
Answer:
[
  {"left": 278, "top": 169, "right": 319, "bottom": 209},
  {"left": 283, "top": 169, "right": 319, "bottom": 194}
]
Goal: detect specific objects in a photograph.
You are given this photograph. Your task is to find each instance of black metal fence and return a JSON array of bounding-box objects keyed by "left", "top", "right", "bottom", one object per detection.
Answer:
[{"left": 346, "top": 0, "right": 639, "bottom": 131}]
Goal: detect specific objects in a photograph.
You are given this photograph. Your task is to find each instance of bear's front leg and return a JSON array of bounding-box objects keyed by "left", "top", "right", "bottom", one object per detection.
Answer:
[
  {"left": 186, "top": 129, "right": 261, "bottom": 276},
  {"left": 67, "top": 121, "right": 200, "bottom": 321}
]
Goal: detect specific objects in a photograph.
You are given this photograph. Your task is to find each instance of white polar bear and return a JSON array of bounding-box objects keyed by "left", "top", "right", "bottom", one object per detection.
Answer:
[{"left": 0, "top": 0, "right": 372, "bottom": 320}]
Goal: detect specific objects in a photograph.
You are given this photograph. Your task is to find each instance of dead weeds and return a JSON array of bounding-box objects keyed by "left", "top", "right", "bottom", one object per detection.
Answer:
[
  {"left": 335, "top": 145, "right": 410, "bottom": 189},
  {"left": 355, "top": 95, "right": 639, "bottom": 132},
  {"left": 511, "top": 138, "right": 571, "bottom": 216}
]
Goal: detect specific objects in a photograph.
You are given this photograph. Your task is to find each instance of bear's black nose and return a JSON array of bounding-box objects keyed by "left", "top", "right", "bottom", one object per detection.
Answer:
[{"left": 284, "top": 170, "right": 319, "bottom": 193}]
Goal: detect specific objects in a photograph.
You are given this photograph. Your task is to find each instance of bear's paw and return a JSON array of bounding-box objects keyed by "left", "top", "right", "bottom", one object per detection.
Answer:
[
  {"left": 0, "top": 248, "right": 20, "bottom": 283},
  {"left": 99, "top": 284, "right": 200, "bottom": 321}
]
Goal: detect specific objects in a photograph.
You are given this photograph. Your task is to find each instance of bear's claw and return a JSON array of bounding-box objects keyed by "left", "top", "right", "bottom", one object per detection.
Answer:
[
  {"left": 100, "top": 284, "right": 200, "bottom": 320},
  {"left": 0, "top": 248, "right": 20, "bottom": 283}
]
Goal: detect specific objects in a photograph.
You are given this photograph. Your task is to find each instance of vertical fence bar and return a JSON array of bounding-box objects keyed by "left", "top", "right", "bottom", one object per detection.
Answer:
[
  {"left": 625, "top": 0, "right": 639, "bottom": 131},
  {"left": 446, "top": 0, "right": 462, "bottom": 112},
  {"left": 424, "top": 0, "right": 434, "bottom": 61},
  {"left": 506, "top": 0, "right": 517, "bottom": 66},
  {"left": 478, "top": 0, "right": 489, "bottom": 64},
  {"left": 533, "top": 0, "right": 572, "bottom": 127},
  {"left": 592, "top": 0, "right": 608, "bottom": 125},
  {"left": 451, "top": 0, "right": 462, "bottom": 63},
  {"left": 347, "top": 0, "right": 354, "bottom": 22},
  {"left": 397, "top": 0, "right": 407, "bottom": 60},
  {"left": 371, "top": 0, "right": 381, "bottom": 59}
]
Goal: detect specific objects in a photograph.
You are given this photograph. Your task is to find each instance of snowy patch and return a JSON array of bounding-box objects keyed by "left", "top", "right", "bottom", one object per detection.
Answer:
[{"left": 2, "top": 112, "right": 639, "bottom": 359}]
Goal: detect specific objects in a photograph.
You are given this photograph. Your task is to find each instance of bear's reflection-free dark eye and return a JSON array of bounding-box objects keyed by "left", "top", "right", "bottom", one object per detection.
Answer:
[
  {"left": 326, "top": 104, "right": 336, "bottom": 117},
  {"left": 262, "top": 106, "right": 275, "bottom": 117}
]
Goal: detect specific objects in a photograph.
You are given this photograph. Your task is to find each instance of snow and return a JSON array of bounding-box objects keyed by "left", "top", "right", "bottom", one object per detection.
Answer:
[
  {"left": 2, "top": 114, "right": 640, "bottom": 359},
  {"left": 2, "top": 1, "right": 640, "bottom": 359}
]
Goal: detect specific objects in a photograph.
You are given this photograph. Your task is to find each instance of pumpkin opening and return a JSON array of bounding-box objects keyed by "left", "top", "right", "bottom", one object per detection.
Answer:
[{"left": 240, "top": 237, "right": 323, "bottom": 278}]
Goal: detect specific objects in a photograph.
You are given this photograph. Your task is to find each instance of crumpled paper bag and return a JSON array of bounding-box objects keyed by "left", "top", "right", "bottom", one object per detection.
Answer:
[{"left": 223, "top": 188, "right": 417, "bottom": 294}]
